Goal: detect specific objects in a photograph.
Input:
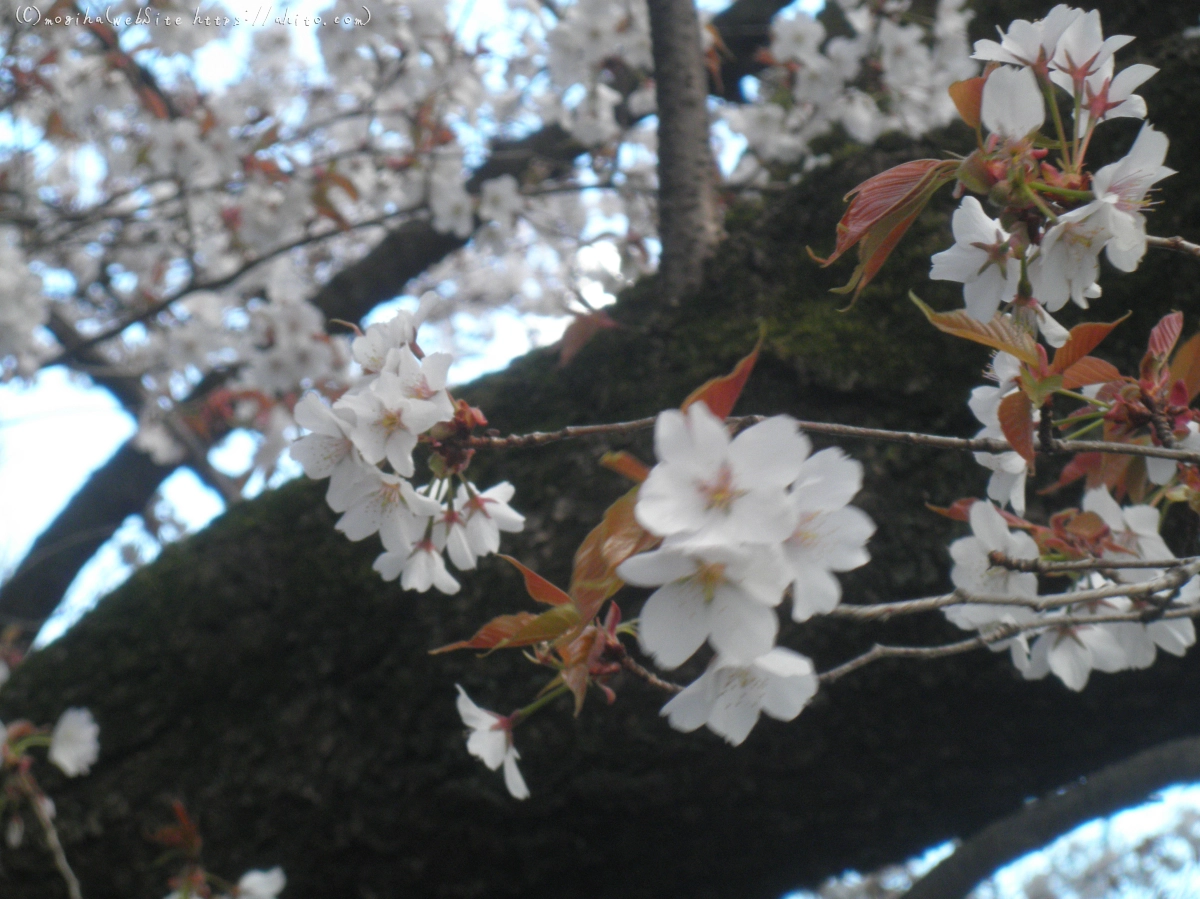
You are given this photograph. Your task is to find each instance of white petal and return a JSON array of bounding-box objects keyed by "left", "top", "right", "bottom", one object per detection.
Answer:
[
  {"left": 503, "top": 750, "right": 530, "bottom": 800},
  {"left": 981, "top": 65, "right": 1045, "bottom": 140},
  {"left": 638, "top": 581, "right": 710, "bottom": 669}
]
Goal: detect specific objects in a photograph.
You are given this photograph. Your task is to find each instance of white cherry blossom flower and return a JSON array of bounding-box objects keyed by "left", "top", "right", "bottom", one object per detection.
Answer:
[
  {"left": 635, "top": 404, "right": 807, "bottom": 547},
  {"left": 945, "top": 501, "right": 1040, "bottom": 630},
  {"left": 1029, "top": 211, "right": 1110, "bottom": 311},
  {"left": 981, "top": 65, "right": 1045, "bottom": 142},
  {"left": 290, "top": 392, "right": 374, "bottom": 512},
  {"left": 455, "top": 685, "right": 528, "bottom": 799},
  {"left": 1082, "top": 124, "right": 1175, "bottom": 273},
  {"left": 1049, "top": 10, "right": 1134, "bottom": 96},
  {"left": 661, "top": 648, "right": 819, "bottom": 746},
  {"left": 236, "top": 868, "right": 286, "bottom": 899},
  {"left": 375, "top": 539, "right": 461, "bottom": 594},
  {"left": 973, "top": 5, "right": 1083, "bottom": 71},
  {"left": 337, "top": 348, "right": 453, "bottom": 477},
  {"left": 782, "top": 449, "right": 875, "bottom": 621},
  {"left": 1071, "top": 60, "right": 1157, "bottom": 136},
  {"left": 457, "top": 482, "right": 525, "bottom": 559},
  {"left": 1081, "top": 486, "right": 1172, "bottom": 582},
  {"left": 49, "top": 708, "right": 100, "bottom": 777},
  {"left": 335, "top": 469, "right": 441, "bottom": 551},
  {"left": 618, "top": 543, "right": 789, "bottom": 669},
  {"left": 930, "top": 197, "right": 1022, "bottom": 322},
  {"left": 350, "top": 298, "right": 435, "bottom": 375}
]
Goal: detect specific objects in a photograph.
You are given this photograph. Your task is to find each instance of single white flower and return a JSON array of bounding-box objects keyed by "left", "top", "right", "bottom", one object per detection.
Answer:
[
  {"left": 49, "top": 708, "right": 100, "bottom": 777},
  {"left": 930, "top": 197, "right": 1022, "bottom": 322},
  {"left": 236, "top": 868, "right": 286, "bottom": 899},
  {"left": 661, "top": 648, "right": 819, "bottom": 746},
  {"left": 290, "top": 392, "right": 373, "bottom": 513},
  {"left": 1083, "top": 124, "right": 1174, "bottom": 273},
  {"left": 635, "top": 404, "right": 807, "bottom": 547},
  {"left": 618, "top": 543, "right": 789, "bottom": 669},
  {"left": 1029, "top": 211, "right": 1111, "bottom": 312},
  {"left": 781, "top": 449, "right": 875, "bottom": 621},
  {"left": 973, "top": 6, "right": 1083, "bottom": 71},
  {"left": 455, "top": 685, "right": 528, "bottom": 799},
  {"left": 1049, "top": 10, "right": 1134, "bottom": 96},
  {"left": 374, "top": 539, "right": 461, "bottom": 594},
  {"left": 350, "top": 298, "right": 435, "bottom": 375},
  {"left": 335, "top": 469, "right": 441, "bottom": 552},
  {"left": 1082, "top": 486, "right": 1173, "bottom": 582},
  {"left": 1070, "top": 59, "right": 1157, "bottom": 136},
  {"left": 945, "top": 501, "right": 1040, "bottom": 630},
  {"left": 458, "top": 482, "right": 525, "bottom": 559}
]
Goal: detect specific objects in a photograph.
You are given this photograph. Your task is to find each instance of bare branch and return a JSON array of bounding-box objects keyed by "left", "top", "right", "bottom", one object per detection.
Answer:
[{"left": 1148, "top": 234, "right": 1200, "bottom": 258}]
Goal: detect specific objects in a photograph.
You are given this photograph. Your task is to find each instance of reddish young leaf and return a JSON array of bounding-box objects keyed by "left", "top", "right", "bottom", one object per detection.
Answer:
[
  {"left": 926, "top": 498, "right": 1031, "bottom": 529},
  {"left": 911, "top": 294, "right": 1040, "bottom": 365},
  {"left": 681, "top": 338, "right": 761, "bottom": 419},
  {"left": 499, "top": 555, "right": 572, "bottom": 606},
  {"left": 1060, "top": 356, "right": 1122, "bottom": 390},
  {"left": 1148, "top": 312, "right": 1184, "bottom": 361},
  {"left": 502, "top": 605, "right": 581, "bottom": 647},
  {"left": 1064, "top": 510, "right": 1109, "bottom": 541},
  {"left": 561, "top": 665, "right": 590, "bottom": 716},
  {"left": 599, "top": 450, "right": 651, "bottom": 483},
  {"left": 1039, "top": 452, "right": 1103, "bottom": 494},
  {"left": 1169, "top": 332, "right": 1200, "bottom": 401},
  {"left": 999, "top": 391, "right": 1036, "bottom": 465},
  {"left": 429, "top": 612, "right": 540, "bottom": 654},
  {"left": 1049, "top": 315, "right": 1128, "bottom": 375},
  {"left": 948, "top": 75, "right": 987, "bottom": 129},
  {"left": 569, "top": 488, "right": 661, "bottom": 623},
  {"left": 558, "top": 311, "right": 619, "bottom": 367},
  {"left": 811, "top": 159, "right": 957, "bottom": 302}
]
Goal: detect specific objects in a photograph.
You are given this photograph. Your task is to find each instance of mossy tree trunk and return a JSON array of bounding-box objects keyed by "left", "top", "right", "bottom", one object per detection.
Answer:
[{"left": 3, "top": 11, "right": 1200, "bottom": 899}]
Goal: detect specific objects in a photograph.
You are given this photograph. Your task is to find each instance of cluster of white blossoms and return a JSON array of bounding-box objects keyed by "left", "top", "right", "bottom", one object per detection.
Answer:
[
  {"left": 290, "top": 305, "right": 524, "bottom": 594},
  {"left": 931, "top": 6, "right": 1174, "bottom": 329},
  {"left": 727, "top": 0, "right": 976, "bottom": 177},
  {"left": 946, "top": 499, "right": 1198, "bottom": 692},
  {"left": 615, "top": 402, "right": 875, "bottom": 745}
]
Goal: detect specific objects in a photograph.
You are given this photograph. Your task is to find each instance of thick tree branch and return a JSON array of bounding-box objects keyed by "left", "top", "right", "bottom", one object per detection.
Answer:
[
  {"left": 647, "top": 0, "right": 719, "bottom": 302},
  {"left": 901, "top": 735, "right": 1200, "bottom": 899}
]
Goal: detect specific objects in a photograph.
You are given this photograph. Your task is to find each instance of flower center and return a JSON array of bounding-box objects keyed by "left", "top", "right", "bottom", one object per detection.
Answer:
[{"left": 699, "top": 464, "right": 745, "bottom": 513}]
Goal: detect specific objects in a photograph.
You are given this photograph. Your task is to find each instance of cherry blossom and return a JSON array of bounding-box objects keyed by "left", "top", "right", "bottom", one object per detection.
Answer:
[
  {"left": 48, "top": 708, "right": 100, "bottom": 777},
  {"left": 661, "top": 648, "right": 819, "bottom": 746},
  {"left": 972, "top": 5, "right": 1083, "bottom": 72},
  {"left": 236, "top": 868, "right": 287, "bottom": 899},
  {"left": 1081, "top": 487, "right": 1172, "bottom": 582},
  {"left": 1050, "top": 10, "right": 1134, "bottom": 96},
  {"left": 635, "top": 404, "right": 807, "bottom": 547},
  {"left": 782, "top": 449, "right": 875, "bottom": 621},
  {"left": 967, "top": 353, "right": 1031, "bottom": 515},
  {"left": 945, "top": 501, "right": 1039, "bottom": 631},
  {"left": 930, "top": 197, "right": 1022, "bottom": 322},
  {"left": 1079, "top": 124, "right": 1175, "bottom": 272},
  {"left": 618, "top": 543, "right": 788, "bottom": 669},
  {"left": 334, "top": 469, "right": 441, "bottom": 551},
  {"left": 455, "top": 686, "right": 528, "bottom": 800}
]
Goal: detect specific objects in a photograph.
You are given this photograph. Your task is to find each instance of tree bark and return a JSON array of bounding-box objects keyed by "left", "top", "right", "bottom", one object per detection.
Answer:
[{"left": 647, "top": 0, "right": 719, "bottom": 303}]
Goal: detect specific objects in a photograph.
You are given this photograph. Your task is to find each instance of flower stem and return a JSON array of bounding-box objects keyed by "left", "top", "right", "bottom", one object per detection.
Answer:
[{"left": 510, "top": 683, "right": 571, "bottom": 726}]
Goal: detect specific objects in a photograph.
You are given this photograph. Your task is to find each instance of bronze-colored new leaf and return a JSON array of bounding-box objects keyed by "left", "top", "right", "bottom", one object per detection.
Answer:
[
  {"left": 681, "top": 337, "right": 762, "bottom": 420},
  {"left": 911, "top": 294, "right": 1040, "bottom": 365}
]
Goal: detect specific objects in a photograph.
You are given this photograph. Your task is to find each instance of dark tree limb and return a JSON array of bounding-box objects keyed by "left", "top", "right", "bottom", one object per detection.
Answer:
[
  {"left": 902, "top": 735, "right": 1200, "bottom": 899},
  {"left": 0, "top": 0, "right": 787, "bottom": 628},
  {"left": 647, "top": 0, "right": 719, "bottom": 303}
]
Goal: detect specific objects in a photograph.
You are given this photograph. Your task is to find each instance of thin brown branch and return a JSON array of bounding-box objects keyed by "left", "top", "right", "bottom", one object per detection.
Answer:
[
  {"left": 467, "top": 413, "right": 1200, "bottom": 464},
  {"left": 989, "top": 553, "right": 1198, "bottom": 573},
  {"left": 612, "top": 642, "right": 683, "bottom": 694},
  {"left": 820, "top": 598, "right": 1200, "bottom": 686},
  {"left": 1148, "top": 234, "right": 1200, "bottom": 258},
  {"left": 24, "top": 776, "right": 84, "bottom": 899}
]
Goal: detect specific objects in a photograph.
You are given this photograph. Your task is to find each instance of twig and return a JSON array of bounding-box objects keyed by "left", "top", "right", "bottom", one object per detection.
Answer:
[
  {"left": 819, "top": 599, "right": 1200, "bottom": 685},
  {"left": 467, "top": 414, "right": 1200, "bottom": 464},
  {"left": 989, "top": 553, "right": 1197, "bottom": 573},
  {"left": 611, "top": 641, "right": 683, "bottom": 693},
  {"left": 1148, "top": 234, "right": 1200, "bottom": 258},
  {"left": 24, "top": 777, "right": 84, "bottom": 899}
]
